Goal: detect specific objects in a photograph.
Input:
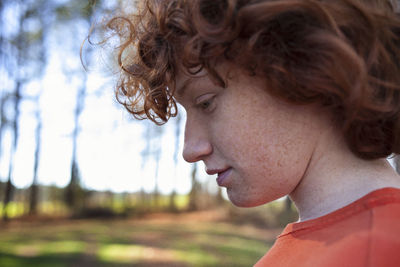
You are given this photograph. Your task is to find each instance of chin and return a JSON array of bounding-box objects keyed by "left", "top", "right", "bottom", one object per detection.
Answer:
[{"left": 227, "top": 190, "right": 272, "bottom": 208}]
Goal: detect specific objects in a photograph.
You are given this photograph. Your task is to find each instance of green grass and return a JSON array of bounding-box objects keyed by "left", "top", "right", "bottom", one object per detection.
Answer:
[{"left": 0, "top": 213, "right": 278, "bottom": 266}]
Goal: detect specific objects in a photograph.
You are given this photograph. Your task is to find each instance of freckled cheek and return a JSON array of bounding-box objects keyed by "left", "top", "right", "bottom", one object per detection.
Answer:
[
  {"left": 213, "top": 129, "right": 243, "bottom": 160},
  {"left": 213, "top": 119, "right": 275, "bottom": 169}
]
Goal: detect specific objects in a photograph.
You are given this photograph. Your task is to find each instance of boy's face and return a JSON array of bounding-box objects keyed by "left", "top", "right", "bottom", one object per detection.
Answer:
[{"left": 175, "top": 65, "right": 326, "bottom": 207}]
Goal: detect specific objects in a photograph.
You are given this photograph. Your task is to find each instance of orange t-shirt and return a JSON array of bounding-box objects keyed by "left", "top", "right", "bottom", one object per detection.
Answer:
[{"left": 255, "top": 187, "right": 400, "bottom": 267}]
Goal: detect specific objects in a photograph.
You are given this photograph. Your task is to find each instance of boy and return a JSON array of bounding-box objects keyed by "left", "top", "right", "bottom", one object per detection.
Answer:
[{"left": 102, "top": 0, "right": 400, "bottom": 265}]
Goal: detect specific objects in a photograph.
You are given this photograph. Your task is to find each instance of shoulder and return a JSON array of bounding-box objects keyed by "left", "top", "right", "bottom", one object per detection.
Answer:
[
  {"left": 367, "top": 193, "right": 400, "bottom": 266},
  {"left": 255, "top": 188, "right": 400, "bottom": 267}
]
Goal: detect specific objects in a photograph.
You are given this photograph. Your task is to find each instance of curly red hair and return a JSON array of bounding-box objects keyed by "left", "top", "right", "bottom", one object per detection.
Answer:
[{"left": 101, "top": 0, "right": 400, "bottom": 159}]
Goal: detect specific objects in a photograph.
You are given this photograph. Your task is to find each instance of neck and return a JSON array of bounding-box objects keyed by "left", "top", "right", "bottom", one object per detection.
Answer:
[{"left": 289, "top": 128, "right": 400, "bottom": 222}]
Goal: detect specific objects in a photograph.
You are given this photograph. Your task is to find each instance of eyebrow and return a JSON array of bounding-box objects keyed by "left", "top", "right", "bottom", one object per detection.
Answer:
[{"left": 176, "top": 71, "right": 224, "bottom": 97}]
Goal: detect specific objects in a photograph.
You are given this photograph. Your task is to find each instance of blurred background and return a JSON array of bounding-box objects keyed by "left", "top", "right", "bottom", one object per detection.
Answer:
[{"left": 1, "top": 0, "right": 400, "bottom": 266}]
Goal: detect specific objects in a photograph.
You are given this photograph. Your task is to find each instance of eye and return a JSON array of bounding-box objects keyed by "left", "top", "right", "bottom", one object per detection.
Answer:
[
  {"left": 195, "top": 94, "right": 216, "bottom": 112},
  {"left": 200, "top": 100, "right": 211, "bottom": 109}
]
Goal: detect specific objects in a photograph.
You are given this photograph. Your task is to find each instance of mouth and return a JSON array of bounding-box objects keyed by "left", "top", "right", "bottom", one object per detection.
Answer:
[{"left": 206, "top": 167, "right": 232, "bottom": 187}]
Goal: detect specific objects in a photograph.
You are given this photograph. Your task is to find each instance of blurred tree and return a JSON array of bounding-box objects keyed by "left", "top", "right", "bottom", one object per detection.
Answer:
[
  {"left": 215, "top": 187, "right": 225, "bottom": 206},
  {"left": 26, "top": 0, "right": 50, "bottom": 216},
  {"left": 1, "top": 0, "right": 23, "bottom": 221},
  {"left": 0, "top": 0, "right": 7, "bottom": 215},
  {"left": 65, "top": 73, "right": 86, "bottom": 210},
  {"left": 169, "top": 113, "right": 182, "bottom": 212},
  {"left": 53, "top": 0, "right": 100, "bottom": 211},
  {"left": 29, "top": 98, "right": 42, "bottom": 215},
  {"left": 188, "top": 163, "right": 201, "bottom": 211},
  {"left": 0, "top": 0, "right": 6, "bottom": 154},
  {"left": 1, "top": 0, "right": 48, "bottom": 220},
  {"left": 141, "top": 121, "right": 164, "bottom": 210}
]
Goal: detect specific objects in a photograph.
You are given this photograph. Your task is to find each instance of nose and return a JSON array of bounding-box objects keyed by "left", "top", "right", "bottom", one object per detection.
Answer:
[{"left": 182, "top": 118, "right": 212, "bottom": 163}]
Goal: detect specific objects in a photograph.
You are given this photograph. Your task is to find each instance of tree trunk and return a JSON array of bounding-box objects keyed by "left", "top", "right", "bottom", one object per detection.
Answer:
[
  {"left": 65, "top": 78, "right": 86, "bottom": 211},
  {"left": 153, "top": 152, "right": 160, "bottom": 209},
  {"left": 188, "top": 163, "right": 199, "bottom": 211},
  {"left": 3, "top": 81, "right": 22, "bottom": 221},
  {"left": 169, "top": 114, "right": 182, "bottom": 212},
  {"left": 29, "top": 108, "right": 42, "bottom": 215}
]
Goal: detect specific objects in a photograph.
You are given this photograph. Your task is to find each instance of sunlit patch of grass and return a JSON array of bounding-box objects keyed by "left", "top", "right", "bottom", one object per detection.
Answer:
[
  {"left": 194, "top": 230, "right": 270, "bottom": 253},
  {"left": 165, "top": 223, "right": 272, "bottom": 266},
  {"left": 98, "top": 242, "right": 219, "bottom": 266},
  {"left": 173, "top": 231, "right": 265, "bottom": 266},
  {"left": 97, "top": 243, "right": 179, "bottom": 264},
  {"left": 214, "top": 241, "right": 271, "bottom": 266},
  {"left": 174, "top": 246, "right": 219, "bottom": 266},
  {"left": 7, "top": 240, "right": 86, "bottom": 257},
  {"left": 41, "top": 240, "right": 86, "bottom": 254},
  {"left": 13, "top": 242, "right": 47, "bottom": 257}
]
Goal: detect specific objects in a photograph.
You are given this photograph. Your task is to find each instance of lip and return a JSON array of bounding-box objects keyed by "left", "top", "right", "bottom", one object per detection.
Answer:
[{"left": 207, "top": 167, "right": 232, "bottom": 187}]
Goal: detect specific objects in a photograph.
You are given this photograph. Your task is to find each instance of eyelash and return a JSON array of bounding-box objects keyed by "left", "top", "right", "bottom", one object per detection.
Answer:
[{"left": 197, "top": 96, "right": 216, "bottom": 112}]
